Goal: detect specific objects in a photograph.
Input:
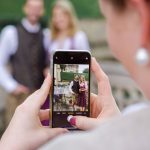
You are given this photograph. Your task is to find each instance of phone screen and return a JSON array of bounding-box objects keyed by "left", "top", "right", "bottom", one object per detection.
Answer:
[{"left": 51, "top": 51, "right": 91, "bottom": 130}]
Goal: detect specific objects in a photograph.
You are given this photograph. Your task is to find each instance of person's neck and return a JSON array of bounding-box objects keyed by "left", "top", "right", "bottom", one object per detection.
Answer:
[
  {"left": 22, "top": 18, "right": 40, "bottom": 33},
  {"left": 57, "top": 29, "right": 69, "bottom": 39}
]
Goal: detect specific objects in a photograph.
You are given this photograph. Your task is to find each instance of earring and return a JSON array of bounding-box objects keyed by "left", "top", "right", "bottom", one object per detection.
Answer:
[{"left": 135, "top": 47, "right": 150, "bottom": 65}]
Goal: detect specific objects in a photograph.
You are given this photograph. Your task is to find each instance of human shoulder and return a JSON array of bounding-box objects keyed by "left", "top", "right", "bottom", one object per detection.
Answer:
[
  {"left": 91, "top": 106, "right": 150, "bottom": 150},
  {"left": 73, "top": 30, "right": 90, "bottom": 50},
  {"left": 74, "top": 30, "right": 87, "bottom": 39},
  {"left": 43, "top": 28, "right": 51, "bottom": 38},
  {"left": 40, "top": 131, "right": 92, "bottom": 150},
  {"left": 42, "top": 28, "right": 52, "bottom": 50},
  {"left": 0, "top": 25, "right": 18, "bottom": 54},
  {"left": 0, "top": 25, "right": 17, "bottom": 36}
]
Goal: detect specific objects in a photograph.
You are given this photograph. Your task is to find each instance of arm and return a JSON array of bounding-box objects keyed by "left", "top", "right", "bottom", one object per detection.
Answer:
[
  {"left": 0, "top": 26, "right": 19, "bottom": 93},
  {"left": 0, "top": 58, "right": 120, "bottom": 149},
  {"left": 0, "top": 75, "right": 67, "bottom": 150}
]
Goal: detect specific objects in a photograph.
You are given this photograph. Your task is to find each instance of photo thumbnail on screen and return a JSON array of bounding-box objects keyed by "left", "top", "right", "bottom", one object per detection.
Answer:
[{"left": 53, "top": 64, "right": 89, "bottom": 112}]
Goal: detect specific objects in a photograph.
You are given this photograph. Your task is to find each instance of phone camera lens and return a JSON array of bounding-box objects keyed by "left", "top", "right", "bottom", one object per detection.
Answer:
[
  {"left": 56, "top": 57, "right": 58, "bottom": 60},
  {"left": 71, "top": 57, "right": 74, "bottom": 60},
  {"left": 86, "top": 57, "right": 88, "bottom": 60}
]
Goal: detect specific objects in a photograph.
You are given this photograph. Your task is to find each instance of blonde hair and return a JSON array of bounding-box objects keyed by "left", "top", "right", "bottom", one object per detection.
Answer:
[
  {"left": 79, "top": 75, "right": 85, "bottom": 84},
  {"left": 50, "top": 0, "right": 79, "bottom": 40}
]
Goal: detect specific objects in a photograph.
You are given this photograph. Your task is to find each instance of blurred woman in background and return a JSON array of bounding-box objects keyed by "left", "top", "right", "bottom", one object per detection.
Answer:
[
  {"left": 46, "top": 0, "right": 90, "bottom": 53},
  {"left": 42, "top": 0, "right": 90, "bottom": 125}
]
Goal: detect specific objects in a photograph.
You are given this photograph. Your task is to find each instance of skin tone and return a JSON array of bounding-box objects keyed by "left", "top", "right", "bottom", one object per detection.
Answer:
[
  {"left": 23, "top": 0, "right": 44, "bottom": 25},
  {"left": 1, "top": 0, "right": 150, "bottom": 148},
  {"left": 52, "top": 6, "right": 71, "bottom": 41},
  {"left": 0, "top": 58, "right": 120, "bottom": 149},
  {"left": 43, "top": 5, "right": 72, "bottom": 80},
  {"left": 99, "top": 0, "right": 150, "bottom": 99},
  {"left": 70, "top": 58, "right": 120, "bottom": 129},
  {"left": 0, "top": 75, "right": 68, "bottom": 150},
  {"left": 71, "top": 0, "right": 150, "bottom": 129}
]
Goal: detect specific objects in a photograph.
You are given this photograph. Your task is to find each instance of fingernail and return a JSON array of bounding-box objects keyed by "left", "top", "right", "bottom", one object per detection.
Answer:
[{"left": 67, "top": 115, "right": 76, "bottom": 126}]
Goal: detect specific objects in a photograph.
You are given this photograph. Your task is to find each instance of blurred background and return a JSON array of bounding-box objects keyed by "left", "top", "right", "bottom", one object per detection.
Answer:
[{"left": 0, "top": 0, "right": 145, "bottom": 136}]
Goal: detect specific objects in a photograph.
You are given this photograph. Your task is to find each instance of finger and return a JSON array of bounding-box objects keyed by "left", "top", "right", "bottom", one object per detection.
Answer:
[
  {"left": 91, "top": 57, "right": 111, "bottom": 95},
  {"left": 35, "top": 74, "right": 51, "bottom": 109},
  {"left": 23, "top": 74, "right": 51, "bottom": 111},
  {"left": 39, "top": 109, "right": 50, "bottom": 121},
  {"left": 90, "top": 93, "right": 97, "bottom": 104},
  {"left": 68, "top": 115, "right": 100, "bottom": 130},
  {"left": 39, "top": 74, "right": 51, "bottom": 100},
  {"left": 90, "top": 93, "right": 101, "bottom": 117}
]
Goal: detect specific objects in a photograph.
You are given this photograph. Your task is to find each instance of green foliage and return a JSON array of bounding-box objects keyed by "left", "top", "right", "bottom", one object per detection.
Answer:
[
  {"left": 0, "top": 0, "right": 102, "bottom": 20},
  {"left": 0, "top": 0, "right": 102, "bottom": 31},
  {"left": 83, "top": 68, "right": 89, "bottom": 73}
]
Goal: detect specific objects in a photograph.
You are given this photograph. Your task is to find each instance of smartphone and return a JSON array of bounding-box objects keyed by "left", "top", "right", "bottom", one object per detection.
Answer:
[{"left": 50, "top": 50, "right": 91, "bottom": 130}]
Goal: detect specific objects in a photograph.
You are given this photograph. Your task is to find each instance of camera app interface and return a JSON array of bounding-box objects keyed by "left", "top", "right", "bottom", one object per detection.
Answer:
[{"left": 52, "top": 63, "right": 90, "bottom": 129}]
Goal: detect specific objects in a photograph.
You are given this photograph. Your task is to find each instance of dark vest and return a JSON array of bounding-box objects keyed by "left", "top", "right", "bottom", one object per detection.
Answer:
[
  {"left": 72, "top": 80, "right": 79, "bottom": 94},
  {"left": 10, "top": 24, "right": 47, "bottom": 90}
]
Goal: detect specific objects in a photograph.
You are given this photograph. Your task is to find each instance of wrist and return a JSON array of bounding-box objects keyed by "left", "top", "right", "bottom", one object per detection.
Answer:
[{"left": 0, "top": 138, "right": 26, "bottom": 150}]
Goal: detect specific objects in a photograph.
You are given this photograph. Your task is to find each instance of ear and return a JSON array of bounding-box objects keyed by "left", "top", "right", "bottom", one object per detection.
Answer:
[{"left": 132, "top": 0, "right": 150, "bottom": 48}]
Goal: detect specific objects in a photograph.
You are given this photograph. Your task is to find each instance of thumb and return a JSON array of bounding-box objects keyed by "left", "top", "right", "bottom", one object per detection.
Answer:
[{"left": 68, "top": 115, "right": 100, "bottom": 130}]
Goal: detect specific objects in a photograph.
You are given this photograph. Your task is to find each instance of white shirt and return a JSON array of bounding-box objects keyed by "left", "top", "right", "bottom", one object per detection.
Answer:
[
  {"left": 47, "top": 30, "right": 90, "bottom": 53},
  {"left": 69, "top": 81, "right": 74, "bottom": 94},
  {"left": 0, "top": 18, "right": 49, "bottom": 93}
]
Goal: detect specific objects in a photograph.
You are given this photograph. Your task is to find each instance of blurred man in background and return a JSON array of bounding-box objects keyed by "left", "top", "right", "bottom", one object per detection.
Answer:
[{"left": 0, "top": 0, "right": 49, "bottom": 125}]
